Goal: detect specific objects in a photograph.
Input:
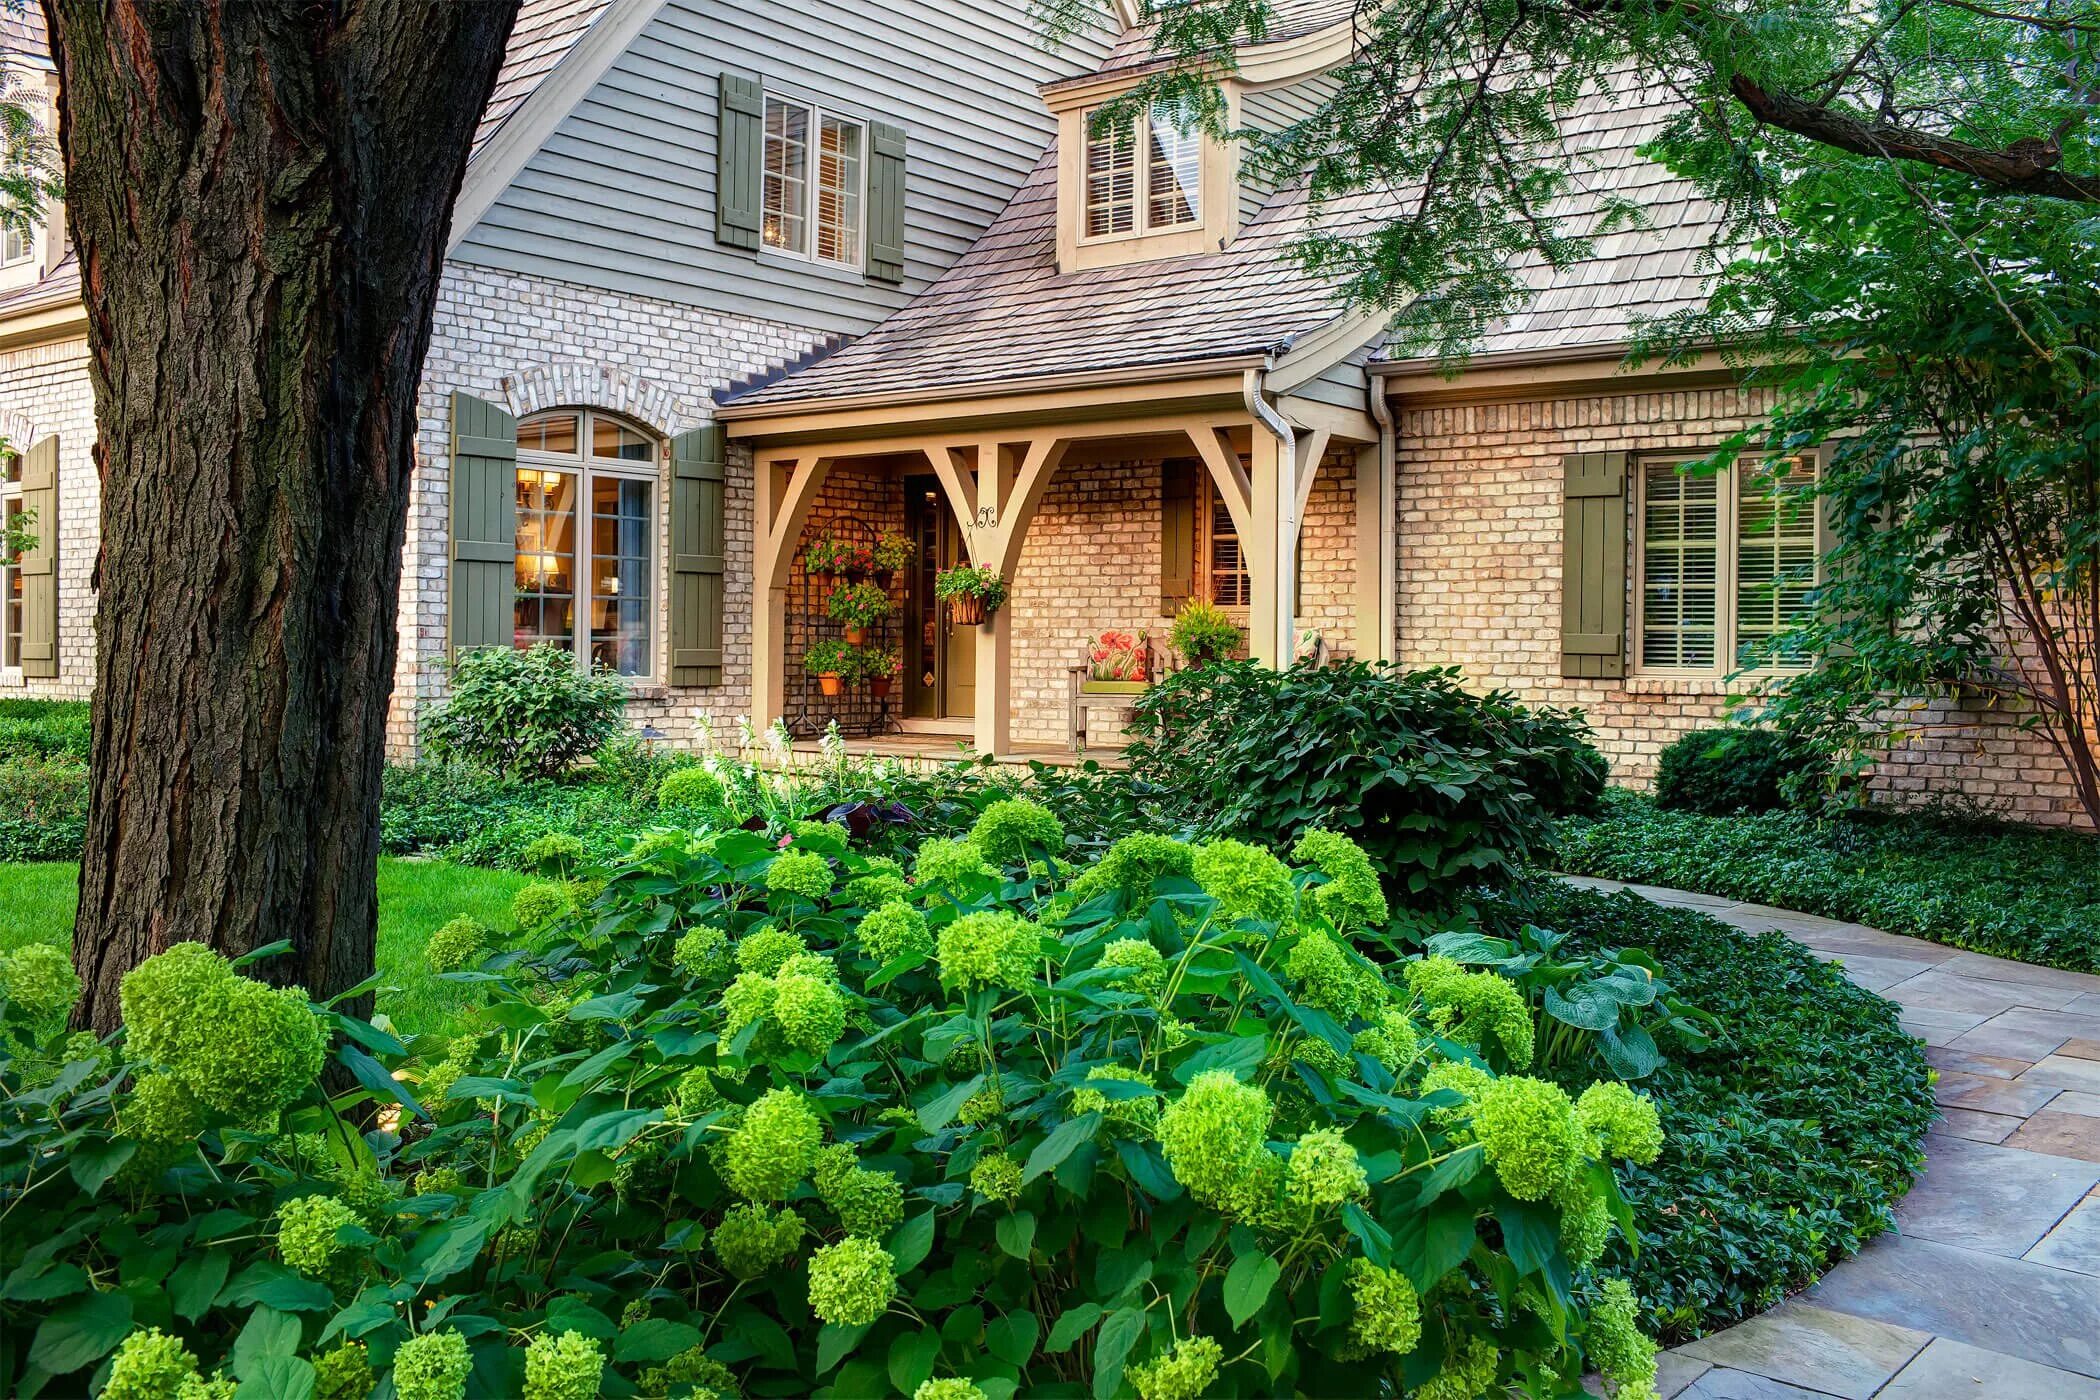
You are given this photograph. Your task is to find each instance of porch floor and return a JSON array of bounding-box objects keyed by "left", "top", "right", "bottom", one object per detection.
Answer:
[{"left": 786, "top": 732, "right": 1126, "bottom": 769}]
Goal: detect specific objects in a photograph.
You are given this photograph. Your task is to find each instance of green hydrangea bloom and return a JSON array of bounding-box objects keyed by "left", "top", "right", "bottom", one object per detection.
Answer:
[
  {"left": 723, "top": 1089, "right": 821, "bottom": 1200},
  {"left": 811, "top": 1145, "right": 907, "bottom": 1237},
  {"left": 670, "top": 1068, "right": 724, "bottom": 1123},
  {"left": 1128, "top": 1336, "right": 1223, "bottom": 1400},
  {"left": 806, "top": 1236, "right": 897, "bottom": 1326},
  {"left": 1157, "top": 1070, "right": 1276, "bottom": 1217},
  {"left": 1347, "top": 1258, "right": 1423, "bottom": 1354},
  {"left": 967, "top": 798, "right": 1065, "bottom": 867},
  {"left": 1067, "top": 833, "right": 1194, "bottom": 904},
  {"left": 179, "top": 1376, "right": 236, "bottom": 1400},
  {"left": 913, "top": 837, "right": 995, "bottom": 888},
  {"left": 857, "top": 901, "right": 932, "bottom": 965},
  {"left": 673, "top": 925, "right": 730, "bottom": 979},
  {"left": 914, "top": 1380, "right": 988, "bottom": 1400},
  {"left": 425, "top": 916, "right": 494, "bottom": 975},
  {"left": 0, "top": 942, "right": 81, "bottom": 1034},
  {"left": 658, "top": 765, "right": 727, "bottom": 812},
  {"left": 772, "top": 971, "right": 846, "bottom": 1053},
  {"left": 1475, "top": 1075, "right": 1584, "bottom": 1201},
  {"left": 1588, "top": 1278, "right": 1659, "bottom": 1400},
  {"left": 736, "top": 926, "right": 806, "bottom": 977},
  {"left": 790, "top": 818, "right": 851, "bottom": 856},
  {"left": 969, "top": 1152, "right": 1024, "bottom": 1204},
  {"left": 1284, "top": 933, "right": 1369, "bottom": 1018},
  {"left": 712, "top": 1203, "right": 805, "bottom": 1279},
  {"left": 1414, "top": 1336, "right": 1500, "bottom": 1400},
  {"left": 511, "top": 881, "right": 572, "bottom": 931},
  {"left": 844, "top": 872, "right": 912, "bottom": 907},
  {"left": 1555, "top": 1174, "right": 1613, "bottom": 1265},
  {"left": 958, "top": 1081, "right": 1006, "bottom": 1126},
  {"left": 1284, "top": 1127, "right": 1367, "bottom": 1211},
  {"left": 640, "top": 1346, "right": 741, "bottom": 1399},
  {"left": 1406, "top": 956, "right": 1536, "bottom": 1068},
  {"left": 277, "top": 1194, "right": 361, "bottom": 1277},
  {"left": 766, "top": 849, "right": 834, "bottom": 902},
  {"left": 392, "top": 1330, "right": 473, "bottom": 1400},
  {"left": 936, "top": 911, "right": 1038, "bottom": 991},
  {"left": 1096, "top": 937, "right": 1167, "bottom": 998},
  {"left": 523, "top": 1330, "right": 604, "bottom": 1400},
  {"left": 120, "top": 943, "right": 325, "bottom": 1122},
  {"left": 1420, "top": 1059, "right": 1493, "bottom": 1122},
  {"left": 522, "top": 832, "right": 588, "bottom": 873},
  {"left": 1070, "top": 1064, "right": 1159, "bottom": 1135},
  {"left": 121, "top": 1073, "right": 204, "bottom": 1145},
  {"left": 1290, "top": 828, "right": 1389, "bottom": 930},
  {"left": 411, "top": 1166, "right": 466, "bottom": 1198},
  {"left": 312, "top": 1342, "right": 373, "bottom": 1400},
  {"left": 720, "top": 972, "right": 777, "bottom": 1042},
  {"left": 1191, "top": 839, "right": 1293, "bottom": 925},
  {"left": 625, "top": 830, "right": 688, "bottom": 867},
  {"left": 103, "top": 1329, "right": 201, "bottom": 1400},
  {"left": 1352, "top": 1009, "right": 1421, "bottom": 1072},
  {"left": 1577, "top": 1082, "right": 1664, "bottom": 1165}
]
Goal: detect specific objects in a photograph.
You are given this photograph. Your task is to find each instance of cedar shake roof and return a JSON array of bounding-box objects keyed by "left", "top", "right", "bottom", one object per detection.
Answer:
[{"left": 0, "top": 7, "right": 48, "bottom": 65}]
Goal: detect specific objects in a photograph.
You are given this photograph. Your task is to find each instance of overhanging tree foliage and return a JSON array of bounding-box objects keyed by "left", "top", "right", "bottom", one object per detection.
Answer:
[{"left": 48, "top": 0, "right": 519, "bottom": 1029}]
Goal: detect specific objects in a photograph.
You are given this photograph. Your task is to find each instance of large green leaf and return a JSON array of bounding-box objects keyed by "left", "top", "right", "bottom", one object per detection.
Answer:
[
  {"left": 917, "top": 1074, "right": 985, "bottom": 1133},
  {"left": 1223, "top": 1251, "right": 1281, "bottom": 1330},
  {"left": 887, "top": 1329, "right": 942, "bottom": 1395},
  {"left": 1091, "top": 1305, "right": 1146, "bottom": 1400},
  {"left": 28, "top": 1289, "right": 132, "bottom": 1375},
  {"left": 1023, "top": 1112, "right": 1102, "bottom": 1183}
]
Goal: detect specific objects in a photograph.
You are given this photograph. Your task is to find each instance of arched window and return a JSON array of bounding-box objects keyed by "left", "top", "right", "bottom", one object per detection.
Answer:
[{"left": 513, "top": 408, "right": 660, "bottom": 678}]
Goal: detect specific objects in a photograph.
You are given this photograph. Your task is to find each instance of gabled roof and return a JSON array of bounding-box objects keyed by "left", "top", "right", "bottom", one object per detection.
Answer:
[
  {"left": 0, "top": 6, "right": 49, "bottom": 66},
  {"left": 473, "top": 0, "right": 618, "bottom": 160}
]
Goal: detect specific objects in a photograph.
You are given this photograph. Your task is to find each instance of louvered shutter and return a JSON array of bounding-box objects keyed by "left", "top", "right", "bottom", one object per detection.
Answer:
[
  {"left": 16, "top": 436, "right": 57, "bottom": 679},
  {"left": 670, "top": 424, "right": 726, "bottom": 686},
  {"left": 449, "top": 393, "right": 517, "bottom": 656},
  {"left": 1160, "top": 459, "right": 1197, "bottom": 611},
  {"left": 1560, "top": 451, "right": 1627, "bottom": 679},
  {"left": 717, "top": 73, "right": 764, "bottom": 252},
  {"left": 867, "top": 121, "right": 907, "bottom": 284}
]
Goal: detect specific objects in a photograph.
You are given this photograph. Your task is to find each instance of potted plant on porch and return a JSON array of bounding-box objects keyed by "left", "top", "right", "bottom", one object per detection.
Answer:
[
  {"left": 806, "top": 638, "right": 856, "bottom": 697},
  {"left": 1169, "top": 600, "right": 1241, "bottom": 667},
  {"left": 935, "top": 564, "right": 1006, "bottom": 625},
  {"left": 870, "top": 529, "right": 914, "bottom": 589},
  {"left": 826, "top": 580, "right": 891, "bottom": 645},
  {"left": 863, "top": 646, "right": 902, "bottom": 698}
]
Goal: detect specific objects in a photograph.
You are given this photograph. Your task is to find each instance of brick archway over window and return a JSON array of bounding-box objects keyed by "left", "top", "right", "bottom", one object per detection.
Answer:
[
  {"left": 0, "top": 409, "right": 45, "bottom": 451},
  {"left": 496, "top": 361, "right": 707, "bottom": 439}
]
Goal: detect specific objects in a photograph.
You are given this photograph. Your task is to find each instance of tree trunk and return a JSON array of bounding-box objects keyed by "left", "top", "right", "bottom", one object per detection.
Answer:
[{"left": 48, "top": 0, "right": 518, "bottom": 1030}]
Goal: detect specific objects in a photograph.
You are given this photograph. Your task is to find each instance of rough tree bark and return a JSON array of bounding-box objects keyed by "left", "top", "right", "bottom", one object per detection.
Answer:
[{"left": 48, "top": 0, "right": 519, "bottom": 1030}]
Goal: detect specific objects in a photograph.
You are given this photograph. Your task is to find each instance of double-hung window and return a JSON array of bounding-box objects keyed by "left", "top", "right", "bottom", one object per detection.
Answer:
[
  {"left": 1636, "top": 453, "right": 1820, "bottom": 674},
  {"left": 1, "top": 448, "right": 22, "bottom": 672},
  {"left": 513, "top": 409, "right": 658, "bottom": 679},
  {"left": 0, "top": 222, "right": 29, "bottom": 267},
  {"left": 762, "top": 92, "right": 865, "bottom": 268},
  {"left": 1084, "top": 105, "right": 1202, "bottom": 239}
]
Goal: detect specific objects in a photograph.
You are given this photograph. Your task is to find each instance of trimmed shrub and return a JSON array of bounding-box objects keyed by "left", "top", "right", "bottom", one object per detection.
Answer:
[
  {"left": 1654, "top": 727, "right": 1825, "bottom": 815},
  {"left": 0, "top": 753, "right": 89, "bottom": 862},
  {"left": 0, "top": 699, "right": 91, "bottom": 762},
  {"left": 422, "top": 643, "right": 627, "bottom": 778},
  {"left": 1125, "top": 660, "right": 1607, "bottom": 908}
]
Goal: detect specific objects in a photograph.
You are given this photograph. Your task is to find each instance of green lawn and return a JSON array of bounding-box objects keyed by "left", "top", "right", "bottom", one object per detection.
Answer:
[{"left": 0, "top": 858, "right": 530, "bottom": 1038}]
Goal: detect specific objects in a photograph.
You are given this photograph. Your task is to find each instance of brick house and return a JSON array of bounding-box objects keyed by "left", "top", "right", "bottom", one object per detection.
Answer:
[{"left": 3, "top": 1, "right": 2090, "bottom": 826}]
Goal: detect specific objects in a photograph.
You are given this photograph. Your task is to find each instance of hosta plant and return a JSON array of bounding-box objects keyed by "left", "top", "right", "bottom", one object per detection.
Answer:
[{"left": 0, "top": 811, "right": 1665, "bottom": 1399}]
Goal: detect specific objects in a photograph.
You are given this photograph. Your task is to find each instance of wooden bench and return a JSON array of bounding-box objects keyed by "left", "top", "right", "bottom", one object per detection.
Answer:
[{"left": 1067, "top": 634, "right": 1166, "bottom": 752}]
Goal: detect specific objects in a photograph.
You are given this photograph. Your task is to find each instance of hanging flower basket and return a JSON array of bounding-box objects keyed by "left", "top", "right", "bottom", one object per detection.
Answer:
[
  {"left": 948, "top": 594, "right": 985, "bottom": 626},
  {"left": 934, "top": 565, "right": 1006, "bottom": 626}
]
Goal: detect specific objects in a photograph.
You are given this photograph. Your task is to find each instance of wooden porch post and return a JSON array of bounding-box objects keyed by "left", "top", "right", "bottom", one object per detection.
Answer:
[
  {"left": 751, "top": 452, "right": 831, "bottom": 733},
  {"left": 1354, "top": 442, "right": 1394, "bottom": 663},
  {"left": 1246, "top": 429, "right": 1286, "bottom": 666}
]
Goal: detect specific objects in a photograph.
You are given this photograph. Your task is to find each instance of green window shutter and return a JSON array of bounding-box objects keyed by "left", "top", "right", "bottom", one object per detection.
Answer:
[
  {"left": 670, "top": 423, "right": 727, "bottom": 686},
  {"left": 1560, "top": 451, "right": 1627, "bottom": 679},
  {"left": 867, "top": 121, "right": 907, "bottom": 284},
  {"left": 449, "top": 392, "right": 517, "bottom": 657},
  {"left": 717, "top": 73, "right": 764, "bottom": 252},
  {"left": 17, "top": 435, "right": 58, "bottom": 679},
  {"left": 1160, "top": 459, "right": 1197, "bottom": 610}
]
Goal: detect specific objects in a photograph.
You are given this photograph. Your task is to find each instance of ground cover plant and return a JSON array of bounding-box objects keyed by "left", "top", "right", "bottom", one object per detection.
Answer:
[
  {"left": 1557, "top": 789, "right": 2100, "bottom": 972},
  {"left": 0, "top": 860, "right": 529, "bottom": 1037},
  {"left": 1513, "top": 884, "right": 1934, "bottom": 1339},
  {"left": 0, "top": 811, "right": 1671, "bottom": 1399},
  {"left": 1125, "top": 660, "right": 1606, "bottom": 908}
]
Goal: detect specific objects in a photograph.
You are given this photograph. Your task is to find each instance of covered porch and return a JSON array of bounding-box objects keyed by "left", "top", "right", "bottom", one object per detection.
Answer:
[{"left": 729, "top": 375, "right": 1394, "bottom": 758}]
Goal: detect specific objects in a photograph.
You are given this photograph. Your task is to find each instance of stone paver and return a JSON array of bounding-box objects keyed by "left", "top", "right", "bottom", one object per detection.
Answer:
[{"left": 1566, "top": 878, "right": 2100, "bottom": 1397}]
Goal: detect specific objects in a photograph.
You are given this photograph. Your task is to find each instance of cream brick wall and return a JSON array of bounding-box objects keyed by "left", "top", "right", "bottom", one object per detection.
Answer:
[
  {"left": 0, "top": 336, "right": 97, "bottom": 701},
  {"left": 1394, "top": 388, "right": 2095, "bottom": 829}
]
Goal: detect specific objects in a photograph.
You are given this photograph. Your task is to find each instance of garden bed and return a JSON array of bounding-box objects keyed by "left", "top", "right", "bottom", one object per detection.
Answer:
[
  {"left": 1522, "top": 881, "right": 1935, "bottom": 1340},
  {"left": 1554, "top": 788, "right": 2100, "bottom": 972}
]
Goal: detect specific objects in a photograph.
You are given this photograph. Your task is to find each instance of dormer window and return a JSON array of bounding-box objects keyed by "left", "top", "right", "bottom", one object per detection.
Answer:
[{"left": 1083, "top": 107, "right": 1202, "bottom": 241}]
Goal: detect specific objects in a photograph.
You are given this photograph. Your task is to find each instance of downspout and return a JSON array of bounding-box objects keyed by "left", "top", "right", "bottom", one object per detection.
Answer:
[
  {"left": 1244, "top": 367, "right": 1296, "bottom": 666},
  {"left": 1367, "top": 367, "right": 1397, "bottom": 663}
]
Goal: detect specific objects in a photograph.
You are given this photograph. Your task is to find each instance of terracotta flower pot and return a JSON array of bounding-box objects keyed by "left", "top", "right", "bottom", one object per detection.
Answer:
[
  {"left": 818, "top": 672, "right": 844, "bottom": 697},
  {"left": 844, "top": 624, "right": 867, "bottom": 645},
  {"left": 949, "top": 594, "right": 985, "bottom": 626},
  {"left": 869, "top": 676, "right": 894, "bottom": 698}
]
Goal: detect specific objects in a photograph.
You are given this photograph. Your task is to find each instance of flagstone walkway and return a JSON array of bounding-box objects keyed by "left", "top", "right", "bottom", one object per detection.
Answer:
[{"left": 1561, "top": 877, "right": 2100, "bottom": 1400}]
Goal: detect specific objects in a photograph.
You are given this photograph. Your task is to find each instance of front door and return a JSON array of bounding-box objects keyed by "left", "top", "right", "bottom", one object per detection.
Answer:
[{"left": 903, "top": 475, "right": 974, "bottom": 721}]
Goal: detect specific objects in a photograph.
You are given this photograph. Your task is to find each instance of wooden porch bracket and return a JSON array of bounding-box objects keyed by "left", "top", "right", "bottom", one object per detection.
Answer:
[{"left": 752, "top": 450, "right": 830, "bottom": 732}]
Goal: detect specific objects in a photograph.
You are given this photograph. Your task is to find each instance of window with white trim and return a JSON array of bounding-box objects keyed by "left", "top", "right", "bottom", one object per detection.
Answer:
[
  {"left": 1084, "top": 106, "right": 1202, "bottom": 239},
  {"left": 762, "top": 93, "right": 864, "bottom": 268},
  {"left": 0, "top": 222, "right": 29, "bottom": 267},
  {"left": 2, "top": 447, "right": 21, "bottom": 671},
  {"left": 1636, "top": 453, "right": 1820, "bottom": 674},
  {"left": 513, "top": 409, "right": 659, "bottom": 678}
]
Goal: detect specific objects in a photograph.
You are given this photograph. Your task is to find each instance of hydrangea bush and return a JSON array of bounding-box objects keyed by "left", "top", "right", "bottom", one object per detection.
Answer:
[{"left": 0, "top": 809, "right": 1664, "bottom": 1398}]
